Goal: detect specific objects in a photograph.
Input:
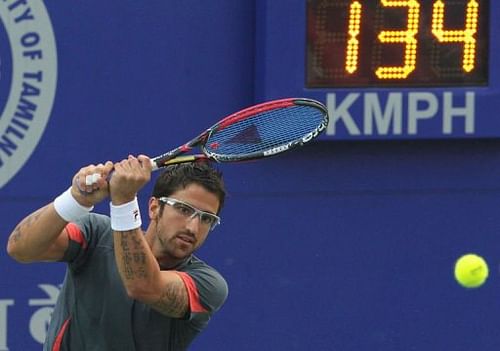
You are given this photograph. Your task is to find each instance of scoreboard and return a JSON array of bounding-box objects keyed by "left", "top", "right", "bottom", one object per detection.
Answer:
[
  {"left": 255, "top": 0, "right": 498, "bottom": 139},
  {"left": 306, "top": 0, "right": 488, "bottom": 87}
]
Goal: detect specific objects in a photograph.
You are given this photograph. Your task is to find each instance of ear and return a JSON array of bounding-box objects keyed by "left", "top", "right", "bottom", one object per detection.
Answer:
[{"left": 148, "top": 197, "right": 160, "bottom": 220}]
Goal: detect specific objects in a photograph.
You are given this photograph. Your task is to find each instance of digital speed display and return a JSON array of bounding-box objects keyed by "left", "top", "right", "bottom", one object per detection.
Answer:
[{"left": 306, "top": 0, "right": 489, "bottom": 87}]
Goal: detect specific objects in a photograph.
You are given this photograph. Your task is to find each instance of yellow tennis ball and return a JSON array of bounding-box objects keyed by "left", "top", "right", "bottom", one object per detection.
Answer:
[{"left": 454, "top": 253, "right": 489, "bottom": 288}]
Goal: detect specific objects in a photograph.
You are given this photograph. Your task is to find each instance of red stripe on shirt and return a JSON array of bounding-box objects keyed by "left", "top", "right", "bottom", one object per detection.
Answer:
[
  {"left": 65, "top": 223, "right": 87, "bottom": 249},
  {"left": 52, "top": 317, "right": 71, "bottom": 351},
  {"left": 176, "top": 271, "right": 208, "bottom": 313}
]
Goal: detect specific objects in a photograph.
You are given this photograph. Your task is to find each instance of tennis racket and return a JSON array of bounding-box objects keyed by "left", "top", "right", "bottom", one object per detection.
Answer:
[{"left": 85, "top": 97, "right": 328, "bottom": 185}]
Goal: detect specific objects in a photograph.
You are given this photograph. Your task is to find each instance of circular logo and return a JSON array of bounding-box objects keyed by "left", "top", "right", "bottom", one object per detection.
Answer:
[{"left": 0, "top": 1, "right": 57, "bottom": 188}]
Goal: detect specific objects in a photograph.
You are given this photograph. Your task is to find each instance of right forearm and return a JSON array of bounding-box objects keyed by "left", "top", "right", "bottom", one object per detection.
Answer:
[
  {"left": 7, "top": 161, "right": 114, "bottom": 263},
  {"left": 6, "top": 203, "right": 68, "bottom": 262}
]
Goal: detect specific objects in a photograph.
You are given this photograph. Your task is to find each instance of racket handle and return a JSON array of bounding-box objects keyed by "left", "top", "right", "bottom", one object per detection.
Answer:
[
  {"left": 151, "top": 158, "right": 160, "bottom": 171},
  {"left": 86, "top": 156, "right": 211, "bottom": 186},
  {"left": 152, "top": 155, "right": 210, "bottom": 169},
  {"left": 84, "top": 159, "right": 157, "bottom": 186}
]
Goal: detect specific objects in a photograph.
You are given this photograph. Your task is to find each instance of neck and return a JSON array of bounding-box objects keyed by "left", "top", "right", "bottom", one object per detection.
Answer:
[{"left": 156, "top": 255, "right": 189, "bottom": 270}]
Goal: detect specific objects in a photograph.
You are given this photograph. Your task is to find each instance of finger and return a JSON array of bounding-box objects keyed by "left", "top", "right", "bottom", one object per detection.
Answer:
[
  {"left": 120, "top": 156, "right": 143, "bottom": 175},
  {"left": 87, "top": 161, "right": 115, "bottom": 185},
  {"left": 127, "top": 155, "right": 142, "bottom": 170},
  {"left": 98, "top": 161, "right": 115, "bottom": 186},
  {"left": 85, "top": 173, "right": 101, "bottom": 186},
  {"left": 104, "top": 160, "right": 114, "bottom": 172},
  {"left": 80, "top": 162, "right": 114, "bottom": 189},
  {"left": 114, "top": 159, "right": 128, "bottom": 170},
  {"left": 76, "top": 176, "right": 96, "bottom": 194},
  {"left": 112, "top": 159, "right": 131, "bottom": 180},
  {"left": 137, "top": 155, "right": 153, "bottom": 171},
  {"left": 75, "top": 165, "right": 92, "bottom": 192}
]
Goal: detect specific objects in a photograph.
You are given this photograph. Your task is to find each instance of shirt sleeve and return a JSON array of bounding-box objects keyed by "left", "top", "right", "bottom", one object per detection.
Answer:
[
  {"left": 60, "top": 213, "right": 111, "bottom": 272},
  {"left": 176, "top": 266, "right": 228, "bottom": 320}
]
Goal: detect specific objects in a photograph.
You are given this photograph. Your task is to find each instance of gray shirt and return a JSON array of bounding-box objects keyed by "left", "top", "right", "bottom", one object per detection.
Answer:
[{"left": 43, "top": 213, "right": 228, "bottom": 351}]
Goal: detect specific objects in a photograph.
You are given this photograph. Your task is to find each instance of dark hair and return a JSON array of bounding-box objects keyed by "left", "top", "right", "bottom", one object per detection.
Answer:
[{"left": 152, "top": 162, "right": 226, "bottom": 213}]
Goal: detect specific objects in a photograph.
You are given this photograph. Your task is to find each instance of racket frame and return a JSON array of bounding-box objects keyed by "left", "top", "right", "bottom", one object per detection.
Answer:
[{"left": 152, "top": 97, "right": 328, "bottom": 169}]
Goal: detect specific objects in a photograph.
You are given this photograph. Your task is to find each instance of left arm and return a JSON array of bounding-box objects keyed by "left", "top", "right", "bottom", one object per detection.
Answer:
[
  {"left": 110, "top": 155, "right": 189, "bottom": 318},
  {"left": 113, "top": 229, "right": 189, "bottom": 318}
]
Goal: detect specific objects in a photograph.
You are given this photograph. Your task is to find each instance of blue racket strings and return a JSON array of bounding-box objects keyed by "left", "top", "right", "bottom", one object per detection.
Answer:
[{"left": 205, "top": 105, "right": 325, "bottom": 157}]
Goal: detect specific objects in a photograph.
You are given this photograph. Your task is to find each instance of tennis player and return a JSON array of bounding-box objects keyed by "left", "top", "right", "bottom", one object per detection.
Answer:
[{"left": 6, "top": 155, "right": 228, "bottom": 350}]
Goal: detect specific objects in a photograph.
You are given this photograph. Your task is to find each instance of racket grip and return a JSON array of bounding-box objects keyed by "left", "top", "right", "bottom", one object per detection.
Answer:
[
  {"left": 85, "top": 159, "right": 158, "bottom": 186},
  {"left": 151, "top": 158, "right": 159, "bottom": 171},
  {"left": 152, "top": 155, "right": 209, "bottom": 168}
]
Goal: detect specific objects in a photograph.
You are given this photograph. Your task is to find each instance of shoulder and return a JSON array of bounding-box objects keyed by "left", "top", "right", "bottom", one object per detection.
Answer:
[
  {"left": 187, "top": 256, "right": 227, "bottom": 285},
  {"left": 62, "top": 214, "right": 112, "bottom": 265},
  {"left": 181, "top": 256, "right": 228, "bottom": 311},
  {"left": 69, "top": 213, "right": 112, "bottom": 245}
]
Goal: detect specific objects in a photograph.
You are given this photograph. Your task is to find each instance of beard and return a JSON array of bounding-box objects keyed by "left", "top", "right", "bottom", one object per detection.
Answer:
[{"left": 156, "top": 225, "right": 197, "bottom": 261}]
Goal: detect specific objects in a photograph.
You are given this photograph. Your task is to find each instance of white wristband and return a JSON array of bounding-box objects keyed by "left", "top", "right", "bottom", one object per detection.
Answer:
[
  {"left": 110, "top": 197, "right": 142, "bottom": 231},
  {"left": 54, "top": 187, "right": 94, "bottom": 222}
]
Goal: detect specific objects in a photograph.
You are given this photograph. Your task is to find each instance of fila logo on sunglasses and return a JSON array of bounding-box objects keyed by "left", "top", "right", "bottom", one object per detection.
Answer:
[{"left": 0, "top": 1, "right": 57, "bottom": 189}]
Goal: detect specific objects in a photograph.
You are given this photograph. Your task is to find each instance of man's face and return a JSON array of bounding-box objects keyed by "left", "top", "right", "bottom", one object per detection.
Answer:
[{"left": 148, "top": 183, "right": 220, "bottom": 263}]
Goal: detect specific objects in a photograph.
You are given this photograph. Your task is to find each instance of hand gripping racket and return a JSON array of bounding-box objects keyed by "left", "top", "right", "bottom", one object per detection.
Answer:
[{"left": 85, "top": 97, "right": 328, "bottom": 185}]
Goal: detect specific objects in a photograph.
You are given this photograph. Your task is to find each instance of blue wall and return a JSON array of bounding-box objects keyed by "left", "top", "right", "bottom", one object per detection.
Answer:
[{"left": 1, "top": 1, "right": 500, "bottom": 350}]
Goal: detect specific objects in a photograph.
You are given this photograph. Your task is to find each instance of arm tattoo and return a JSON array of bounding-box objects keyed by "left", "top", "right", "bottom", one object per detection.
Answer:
[
  {"left": 116, "top": 230, "right": 187, "bottom": 317},
  {"left": 9, "top": 206, "right": 48, "bottom": 244},
  {"left": 118, "top": 231, "right": 148, "bottom": 280},
  {"left": 151, "top": 280, "right": 188, "bottom": 317},
  {"left": 10, "top": 225, "right": 23, "bottom": 244}
]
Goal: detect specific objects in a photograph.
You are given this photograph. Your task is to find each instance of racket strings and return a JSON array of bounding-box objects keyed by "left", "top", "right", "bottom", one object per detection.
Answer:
[{"left": 205, "top": 106, "right": 325, "bottom": 156}]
